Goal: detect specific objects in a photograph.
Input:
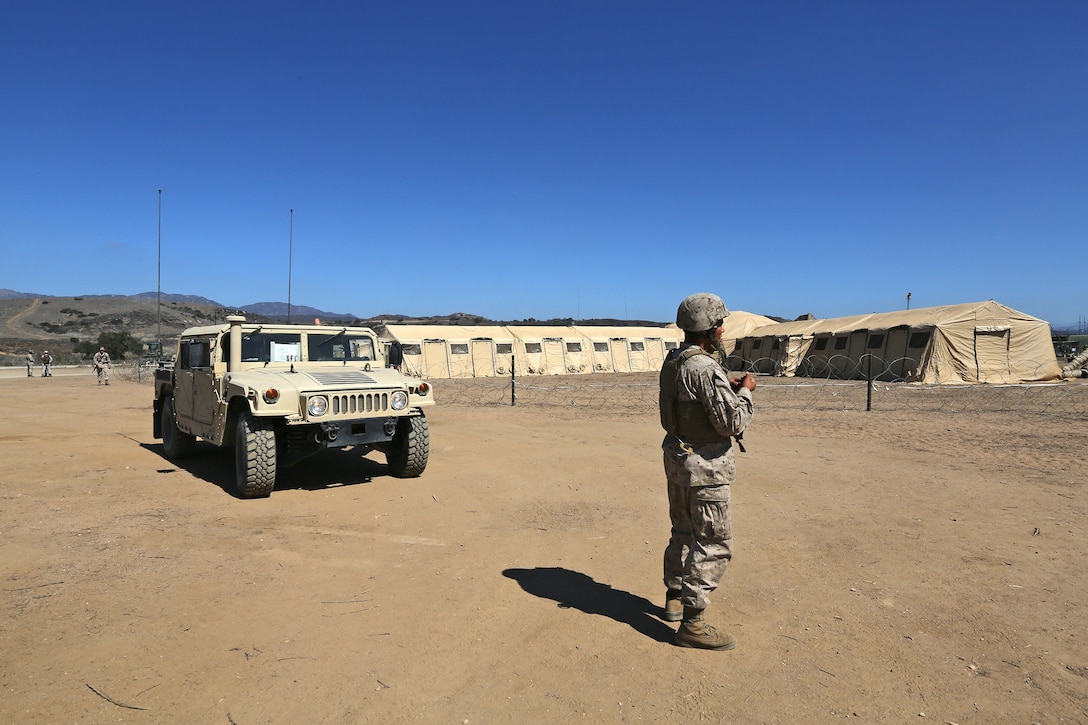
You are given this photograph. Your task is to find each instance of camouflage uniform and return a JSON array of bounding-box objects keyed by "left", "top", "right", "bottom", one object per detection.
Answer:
[
  {"left": 93, "top": 349, "right": 111, "bottom": 385},
  {"left": 660, "top": 346, "right": 754, "bottom": 610}
]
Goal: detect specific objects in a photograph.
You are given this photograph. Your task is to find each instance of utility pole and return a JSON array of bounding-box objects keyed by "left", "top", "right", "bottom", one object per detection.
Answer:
[
  {"left": 157, "top": 189, "right": 162, "bottom": 349},
  {"left": 287, "top": 208, "right": 293, "bottom": 324}
]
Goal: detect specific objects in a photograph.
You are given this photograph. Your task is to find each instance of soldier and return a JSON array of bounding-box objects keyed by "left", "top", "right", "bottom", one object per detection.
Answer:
[
  {"left": 26, "top": 350, "right": 34, "bottom": 377},
  {"left": 659, "top": 292, "right": 756, "bottom": 650},
  {"left": 93, "top": 347, "right": 111, "bottom": 385},
  {"left": 41, "top": 350, "right": 53, "bottom": 377}
]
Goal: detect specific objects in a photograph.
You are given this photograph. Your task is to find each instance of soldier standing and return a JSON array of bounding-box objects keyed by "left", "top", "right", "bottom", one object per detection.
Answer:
[
  {"left": 26, "top": 350, "right": 34, "bottom": 377},
  {"left": 41, "top": 350, "right": 53, "bottom": 377},
  {"left": 659, "top": 292, "right": 756, "bottom": 650},
  {"left": 93, "top": 347, "right": 111, "bottom": 385}
]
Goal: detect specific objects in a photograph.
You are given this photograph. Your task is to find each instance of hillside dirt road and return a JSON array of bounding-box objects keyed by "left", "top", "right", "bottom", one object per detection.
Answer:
[
  {"left": 5, "top": 297, "right": 47, "bottom": 338},
  {"left": 2, "top": 373, "right": 1087, "bottom": 723}
]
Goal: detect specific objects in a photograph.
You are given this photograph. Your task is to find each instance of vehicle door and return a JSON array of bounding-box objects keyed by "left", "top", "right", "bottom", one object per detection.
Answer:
[
  {"left": 190, "top": 337, "right": 218, "bottom": 426},
  {"left": 173, "top": 339, "right": 197, "bottom": 422},
  {"left": 173, "top": 337, "right": 215, "bottom": 427}
]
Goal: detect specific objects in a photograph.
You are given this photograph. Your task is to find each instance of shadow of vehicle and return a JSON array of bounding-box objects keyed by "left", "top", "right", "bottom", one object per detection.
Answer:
[
  {"left": 502, "top": 566, "right": 675, "bottom": 643},
  {"left": 142, "top": 442, "right": 391, "bottom": 498}
]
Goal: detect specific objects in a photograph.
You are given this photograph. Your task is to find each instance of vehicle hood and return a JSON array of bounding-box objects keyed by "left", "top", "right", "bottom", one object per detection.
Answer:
[{"left": 228, "top": 366, "right": 412, "bottom": 391}]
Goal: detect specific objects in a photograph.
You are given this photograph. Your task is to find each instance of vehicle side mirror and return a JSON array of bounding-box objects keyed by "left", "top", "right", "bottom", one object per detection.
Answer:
[{"left": 386, "top": 341, "right": 403, "bottom": 368}]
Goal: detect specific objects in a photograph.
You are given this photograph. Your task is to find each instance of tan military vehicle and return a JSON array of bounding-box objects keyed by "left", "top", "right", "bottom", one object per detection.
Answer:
[{"left": 153, "top": 315, "right": 433, "bottom": 498}]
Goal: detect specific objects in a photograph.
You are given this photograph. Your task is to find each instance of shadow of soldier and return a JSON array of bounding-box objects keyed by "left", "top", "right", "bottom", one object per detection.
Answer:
[{"left": 502, "top": 567, "right": 675, "bottom": 644}]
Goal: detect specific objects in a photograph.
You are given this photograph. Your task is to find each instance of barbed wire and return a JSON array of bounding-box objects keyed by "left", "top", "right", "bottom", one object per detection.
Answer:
[
  {"left": 115, "top": 360, "right": 161, "bottom": 383},
  {"left": 723, "top": 353, "right": 1078, "bottom": 385},
  {"left": 433, "top": 370, "right": 1088, "bottom": 419},
  {"left": 117, "top": 356, "right": 1088, "bottom": 419}
]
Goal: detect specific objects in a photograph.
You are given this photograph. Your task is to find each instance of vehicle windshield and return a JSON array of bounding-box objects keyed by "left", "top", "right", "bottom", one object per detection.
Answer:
[
  {"left": 226, "top": 332, "right": 303, "bottom": 363},
  {"left": 307, "top": 333, "right": 376, "bottom": 362}
]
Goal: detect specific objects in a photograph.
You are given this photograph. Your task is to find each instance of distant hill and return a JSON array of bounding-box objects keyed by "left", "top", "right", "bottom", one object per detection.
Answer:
[
  {"left": 0, "top": 288, "right": 47, "bottom": 300},
  {"left": 0, "top": 290, "right": 679, "bottom": 363},
  {"left": 238, "top": 301, "right": 354, "bottom": 322},
  {"left": 131, "top": 291, "right": 223, "bottom": 306}
]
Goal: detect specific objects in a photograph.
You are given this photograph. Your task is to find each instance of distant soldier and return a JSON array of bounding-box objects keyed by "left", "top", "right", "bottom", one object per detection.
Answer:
[
  {"left": 93, "top": 347, "right": 111, "bottom": 385},
  {"left": 26, "top": 350, "right": 34, "bottom": 377},
  {"left": 41, "top": 350, "right": 53, "bottom": 377}
]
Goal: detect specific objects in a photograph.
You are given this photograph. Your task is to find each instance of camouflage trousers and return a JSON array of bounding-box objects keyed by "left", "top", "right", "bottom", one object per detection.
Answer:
[{"left": 662, "top": 477, "right": 733, "bottom": 611}]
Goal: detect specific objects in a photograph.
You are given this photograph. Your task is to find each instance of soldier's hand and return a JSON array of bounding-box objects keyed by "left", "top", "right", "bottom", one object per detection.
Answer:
[{"left": 731, "top": 373, "right": 756, "bottom": 392}]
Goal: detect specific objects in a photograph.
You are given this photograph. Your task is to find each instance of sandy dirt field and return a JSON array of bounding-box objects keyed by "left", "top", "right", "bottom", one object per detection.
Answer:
[{"left": 2, "top": 370, "right": 1087, "bottom": 723}]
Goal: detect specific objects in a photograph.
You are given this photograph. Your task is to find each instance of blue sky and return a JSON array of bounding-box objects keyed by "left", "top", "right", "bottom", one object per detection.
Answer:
[{"left": 2, "top": 2, "right": 1085, "bottom": 325}]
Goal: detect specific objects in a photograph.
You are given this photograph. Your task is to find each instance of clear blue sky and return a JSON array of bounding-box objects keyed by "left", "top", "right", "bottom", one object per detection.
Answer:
[{"left": 2, "top": 2, "right": 1085, "bottom": 325}]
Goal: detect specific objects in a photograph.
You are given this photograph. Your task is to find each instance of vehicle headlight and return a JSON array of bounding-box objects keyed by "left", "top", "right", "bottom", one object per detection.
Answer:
[
  {"left": 308, "top": 395, "right": 329, "bottom": 417},
  {"left": 390, "top": 390, "right": 408, "bottom": 411}
]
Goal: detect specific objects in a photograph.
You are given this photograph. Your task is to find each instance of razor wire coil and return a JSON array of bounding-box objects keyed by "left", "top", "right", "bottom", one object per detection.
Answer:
[{"left": 433, "top": 367, "right": 1088, "bottom": 419}]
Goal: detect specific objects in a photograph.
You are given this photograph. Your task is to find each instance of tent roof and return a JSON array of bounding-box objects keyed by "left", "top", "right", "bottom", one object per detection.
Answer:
[
  {"left": 383, "top": 324, "right": 515, "bottom": 341},
  {"left": 720, "top": 311, "right": 779, "bottom": 338},
  {"left": 573, "top": 325, "right": 678, "bottom": 340},
  {"left": 382, "top": 311, "right": 779, "bottom": 345},
  {"left": 504, "top": 325, "right": 592, "bottom": 340},
  {"left": 744, "top": 300, "right": 1050, "bottom": 338}
]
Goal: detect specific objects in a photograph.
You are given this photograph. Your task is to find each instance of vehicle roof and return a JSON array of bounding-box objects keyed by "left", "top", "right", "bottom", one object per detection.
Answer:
[{"left": 179, "top": 322, "right": 378, "bottom": 337}]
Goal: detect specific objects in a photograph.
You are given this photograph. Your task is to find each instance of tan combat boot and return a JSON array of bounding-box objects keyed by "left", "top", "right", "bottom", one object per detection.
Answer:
[
  {"left": 663, "top": 590, "right": 683, "bottom": 622},
  {"left": 675, "top": 608, "right": 737, "bottom": 650}
]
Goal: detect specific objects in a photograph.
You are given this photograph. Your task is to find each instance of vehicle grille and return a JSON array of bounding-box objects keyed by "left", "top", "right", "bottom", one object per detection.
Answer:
[{"left": 328, "top": 392, "right": 389, "bottom": 416}]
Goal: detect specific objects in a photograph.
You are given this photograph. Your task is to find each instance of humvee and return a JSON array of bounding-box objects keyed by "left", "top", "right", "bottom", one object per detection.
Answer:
[{"left": 153, "top": 315, "right": 433, "bottom": 497}]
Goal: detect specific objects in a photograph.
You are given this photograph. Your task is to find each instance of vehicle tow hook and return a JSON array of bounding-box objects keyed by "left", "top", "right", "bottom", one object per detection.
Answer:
[{"left": 320, "top": 422, "right": 340, "bottom": 442}]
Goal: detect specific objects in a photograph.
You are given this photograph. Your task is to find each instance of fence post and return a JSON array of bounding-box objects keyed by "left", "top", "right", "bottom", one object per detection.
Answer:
[
  {"left": 510, "top": 354, "right": 516, "bottom": 406},
  {"left": 866, "top": 353, "right": 873, "bottom": 412}
]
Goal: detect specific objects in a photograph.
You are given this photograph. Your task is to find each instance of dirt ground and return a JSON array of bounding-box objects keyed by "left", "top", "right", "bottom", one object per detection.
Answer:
[{"left": 2, "top": 370, "right": 1087, "bottom": 724}]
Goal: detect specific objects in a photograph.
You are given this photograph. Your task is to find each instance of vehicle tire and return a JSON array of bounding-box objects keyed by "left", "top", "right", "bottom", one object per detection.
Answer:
[
  {"left": 235, "top": 412, "right": 277, "bottom": 498},
  {"left": 161, "top": 396, "right": 196, "bottom": 459},
  {"left": 386, "top": 414, "right": 429, "bottom": 478}
]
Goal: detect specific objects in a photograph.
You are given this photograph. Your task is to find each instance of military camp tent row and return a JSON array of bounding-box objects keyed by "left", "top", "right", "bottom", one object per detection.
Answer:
[
  {"left": 382, "top": 301, "right": 1061, "bottom": 385},
  {"left": 383, "top": 324, "right": 679, "bottom": 379},
  {"left": 380, "top": 311, "right": 777, "bottom": 380}
]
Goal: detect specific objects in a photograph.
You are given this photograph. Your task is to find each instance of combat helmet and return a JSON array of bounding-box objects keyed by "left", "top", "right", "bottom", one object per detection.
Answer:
[{"left": 676, "top": 293, "right": 729, "bottom": 332}]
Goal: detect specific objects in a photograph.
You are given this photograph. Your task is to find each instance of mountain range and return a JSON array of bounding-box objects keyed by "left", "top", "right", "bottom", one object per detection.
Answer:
[{"left": 0, "top": 290, "right": 669, "bottom": 353}]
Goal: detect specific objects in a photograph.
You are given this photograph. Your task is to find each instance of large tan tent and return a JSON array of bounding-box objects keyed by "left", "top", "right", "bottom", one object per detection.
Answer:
[
  {"left": 733, "top": 300, "right": 1061, "bottom": 384},
  {"left": 380, "top": 325, "right": 518, "bottom": 379},
  {"left": 573, "top": 326, "right": 682, "bottom": 373},
  {"left": 380, "top": 310, "right": 778, "bottom": 380},
  {"left": 717, "top": 310, "right": 778, "bottom": 356},
  {"left": 383, "top": 324, "right": 685, "bottom": 377},
  {"left": 504, "top": 326, "right": 596, "bottom": 375}
]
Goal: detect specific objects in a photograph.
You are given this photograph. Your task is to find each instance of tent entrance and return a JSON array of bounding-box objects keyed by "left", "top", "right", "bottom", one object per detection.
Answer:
[
  {"left": 423, "top": 340, "right": 450, "bottom": 378},
  {"left": 470, "top": 339, "right": 496, "bottom": 377},
  {"left": 610, "top": 339, "right": 631, "bottom": 373},
  {"left": 542, "top": 338, "right": 565, "bottom": 375},
  {"left": 975, "top": 325, "right": 1012, "bottom": 383}
]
